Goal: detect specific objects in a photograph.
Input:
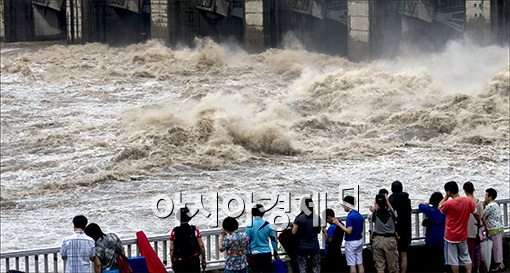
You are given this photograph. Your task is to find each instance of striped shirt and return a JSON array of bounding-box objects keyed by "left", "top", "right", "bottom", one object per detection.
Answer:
[{"left": 60, "top": 231, "right": 95, "bottom": 273}]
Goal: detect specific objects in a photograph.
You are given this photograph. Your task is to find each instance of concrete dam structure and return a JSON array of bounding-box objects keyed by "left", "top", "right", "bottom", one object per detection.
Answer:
[{"left": 0, "top": 0, "right": 509, "bottom": 60}]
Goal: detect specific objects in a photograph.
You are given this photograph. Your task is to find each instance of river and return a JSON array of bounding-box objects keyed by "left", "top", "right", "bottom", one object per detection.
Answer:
[{"left": 1, "top": 39, "right": 508, "bottom": 252}]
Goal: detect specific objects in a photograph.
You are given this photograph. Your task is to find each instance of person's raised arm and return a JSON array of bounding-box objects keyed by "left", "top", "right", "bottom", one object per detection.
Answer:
[
  {"left": 438, "top": 194, "right": 449, "bottom": 212},
  {"left": 386, "top": 195, "right": 393, "bottom": 210},
  {"left": 292, "top": 223, "right": 299, "bottom": 235}
]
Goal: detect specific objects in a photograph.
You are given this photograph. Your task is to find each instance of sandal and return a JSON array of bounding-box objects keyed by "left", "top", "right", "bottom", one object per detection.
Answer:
[{"left": 492, "top": 264, "right": 506, "bottom": 272}]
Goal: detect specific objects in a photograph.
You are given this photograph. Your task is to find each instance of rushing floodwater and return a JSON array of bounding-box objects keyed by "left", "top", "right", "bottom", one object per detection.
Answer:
[{"left": 1, "top": 39, "right": 509, "bottom": 252}]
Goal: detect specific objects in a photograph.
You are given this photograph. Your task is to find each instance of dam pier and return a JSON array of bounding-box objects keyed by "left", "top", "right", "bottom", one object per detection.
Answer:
[{"left": 0, "top": 0, "right": 509, "bottom": 60}]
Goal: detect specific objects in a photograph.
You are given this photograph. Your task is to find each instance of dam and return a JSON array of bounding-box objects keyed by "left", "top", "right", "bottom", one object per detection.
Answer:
[{"left": 0, "top": 0, "right": 509, "bottom": 60}]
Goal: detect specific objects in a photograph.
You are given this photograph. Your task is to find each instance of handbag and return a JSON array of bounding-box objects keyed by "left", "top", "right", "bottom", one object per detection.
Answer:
[
  {"left": 116, "top": 248, "right": 133, "bottom": 273},
  {"left": 478, "top": 222, "right": 492, "bottom": 273},
  {"left": 272, "top": 259, "right": 288, "bottom": 273},
  {"left": 277, "top": 228, "right": 297, "bottom": 256}
]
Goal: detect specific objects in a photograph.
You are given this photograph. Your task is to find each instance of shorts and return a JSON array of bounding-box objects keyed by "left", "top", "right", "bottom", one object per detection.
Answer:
[
  {"left": 372, "top": 236, "right": 399, "bottom": 273},
  {"left": 444, "top": 240, "right": 471, "bottom": 266},
  {"left": 345, "top": 239, "right": 364, "bottom": 266}
]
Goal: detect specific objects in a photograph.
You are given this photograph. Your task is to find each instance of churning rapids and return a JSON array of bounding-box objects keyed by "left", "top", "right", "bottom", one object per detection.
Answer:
[{"left": 1, "top": 39, "right": 509, "bottom": 252}]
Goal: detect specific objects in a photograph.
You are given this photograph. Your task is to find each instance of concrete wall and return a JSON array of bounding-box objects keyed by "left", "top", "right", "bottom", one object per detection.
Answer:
[
  {"left": 33, "top": 5, "right": 64, "bottom": 38},
  {"left": 466, "top": 0, "right": 491, "bottom": 45},
  {"left": 244, "top": 0, "right": 264, "bottom": 51},
  {"left": 151, "top": 0, "right": 169, "bottom": 42},
  {"left": 347, "top": 0, "right": 369, "bottom": 61}
]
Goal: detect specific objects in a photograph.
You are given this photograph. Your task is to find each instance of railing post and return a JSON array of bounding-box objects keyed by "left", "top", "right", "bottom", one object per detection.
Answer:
[
  {"left": 163, "top": 241, "right": 168, "bottom": 266},
  {"left": 503, "top": 203, "right": 508, "bottom": 228},
  {"left": 53, "top": 253, "right": 58, "bottom": 273},
  {"left": 362, "top": 217, "right": 367, "bottom": 244},
  {"left": 154, "top": 241, "right": 159, "bottom": 257},
  {"left": 415, "top": 213, "right": 420, "bottom": 238},
  {"left": 16, "top": 256, "right": 20, "bottom": 270},
  {"left": 207, "top": 235, "right": 212, "bottom": 261},
  {"left": 6, "top": 257, "right": 10, "bottom": 272},
  {"left": 44, "top": 254, "right": 49, "bottom": 273},
  {"left": 25, "top": 256, "right": 29, "bottom": 272},
  {"left": 368, "top": 215, "right": 374, "bottom": 241},
  {"left": 215, "top": 235, "right": 220, "bottom": 260},
  {"left": 35, "top": 254, "right": 39, "bottom": 273},
  {"left": 128, "top": 244, "right": 132, "bottom": 257}
]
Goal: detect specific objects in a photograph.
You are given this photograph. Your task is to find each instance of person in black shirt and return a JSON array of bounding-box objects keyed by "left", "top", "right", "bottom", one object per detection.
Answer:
[
  {"left": 170, "top": 207, "right": 207, "bottom": 273},
  {"left": 292, "top": 198, "right": 322, "bottom": 273},
  {"left": 389, "top": 181, "right": 411, "bottom": 273}
]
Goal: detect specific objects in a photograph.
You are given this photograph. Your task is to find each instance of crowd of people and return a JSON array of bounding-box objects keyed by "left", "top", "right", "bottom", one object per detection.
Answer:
[{"left": 59, "top": 181, "right": 505, "bottom": 273}]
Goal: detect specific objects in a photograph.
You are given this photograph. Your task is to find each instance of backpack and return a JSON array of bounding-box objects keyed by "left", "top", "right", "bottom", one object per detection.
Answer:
[{"left": 173, "top": 224, "right": 200, "bottom": 258}]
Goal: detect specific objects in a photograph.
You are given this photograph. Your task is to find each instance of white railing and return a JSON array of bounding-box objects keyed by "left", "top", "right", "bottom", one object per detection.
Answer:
[{"left": 1, "top": 198, "right": 509, "bottom": 273}]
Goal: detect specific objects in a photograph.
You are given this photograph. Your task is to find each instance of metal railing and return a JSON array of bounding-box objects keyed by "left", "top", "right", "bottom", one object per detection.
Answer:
[{"left": 2, "top": 198, "right": 509, "bottom": 273}]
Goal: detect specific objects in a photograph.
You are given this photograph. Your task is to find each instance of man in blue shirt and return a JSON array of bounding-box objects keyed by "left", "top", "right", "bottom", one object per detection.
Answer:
[
  {"left": 322, "top": 209, "right": 345, "bottom": 272},
  {"left": 334, "top": 196, "right": 365, "bottom": 273},
  {"left": 246, "top": 204, "right": 279, "bottom": 273}
]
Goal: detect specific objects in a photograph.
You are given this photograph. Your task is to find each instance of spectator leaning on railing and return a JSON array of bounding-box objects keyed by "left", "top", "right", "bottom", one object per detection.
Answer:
[
  {"left": 482, "top": 188, "right": 505, "bottom": 272},
  {"left": 418, "top": 192, "right": 446, "bottom": 272}
]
